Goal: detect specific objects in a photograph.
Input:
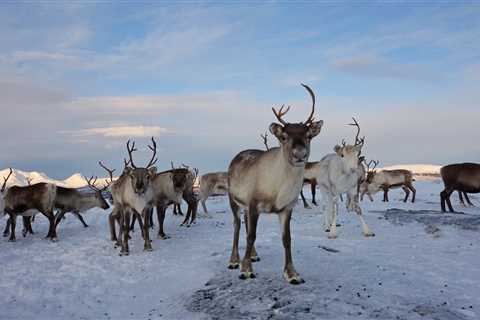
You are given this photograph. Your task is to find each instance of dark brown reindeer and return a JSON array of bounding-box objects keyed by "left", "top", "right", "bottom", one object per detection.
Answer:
[
  {"left": 109, "top": 138, "right": 158, "bottom": 255},
  {"left": 227, "top": 84, "right": 323, "bottom": 284},
  {"left": 440, "top": 163, "right": 480, "bottom": 212},
  {"left": 1, "top": 168, "right": 58, "bottom": 241}
]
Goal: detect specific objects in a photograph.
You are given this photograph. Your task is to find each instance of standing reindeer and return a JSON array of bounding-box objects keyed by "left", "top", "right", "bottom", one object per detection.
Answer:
[
  {"left": 227, "top": 84, "right": 323, "bottom": 284},
  {"left": 440, "top": 163, "right": 480, "bottom": 212},
  {"left": 109, "top": 138, "right": 158, "bottom": 255},
  {"left": 315, "top": 118, "right": 374, "bottom": 239},
  {"left": 360, "top": 161, "right": 416, "bottom": 203},
  {"left": 54, "top": 175, "right": 111, "bottom": 230},
  {"left": 198, "top": 172, "right": 228, "bottom": 215},
  {"left": 1, "top": 168, "right": 58, "bottom": 241}
]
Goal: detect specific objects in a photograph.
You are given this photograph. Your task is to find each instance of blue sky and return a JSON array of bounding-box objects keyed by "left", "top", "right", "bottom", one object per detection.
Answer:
[{"left": 0, "top": 1, "right": 479, "bottom": 178}]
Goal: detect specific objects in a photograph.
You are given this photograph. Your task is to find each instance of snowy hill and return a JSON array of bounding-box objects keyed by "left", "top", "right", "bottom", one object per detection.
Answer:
[
  {"left": 379, "top": 164, "right": 442, "bottom": 179},
  {"left": 0, "top": 168, "right": 112, "bottom": 189}
]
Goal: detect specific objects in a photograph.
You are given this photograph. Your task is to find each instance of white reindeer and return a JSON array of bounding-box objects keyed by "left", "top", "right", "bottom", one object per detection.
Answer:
[{"left": 316, "top": 118, "right": 375, "bottom": 239}]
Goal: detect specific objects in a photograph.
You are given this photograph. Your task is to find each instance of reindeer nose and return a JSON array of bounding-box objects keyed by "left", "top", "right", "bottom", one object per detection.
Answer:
[{"left": 293, "top": 147, "right": 307, "bottom": 161}]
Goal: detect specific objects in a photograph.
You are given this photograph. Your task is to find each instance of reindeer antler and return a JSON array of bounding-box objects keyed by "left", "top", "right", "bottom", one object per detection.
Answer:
[
  {"left": 1, "top": 168, "right": 13, "bottom": 192},
  {"left": 348, "top": 117, "right": 364, "bottom": 146},
  {"left": 146, "top": 136, "right": 157, "bottom": 168},
  {"left": 272, "top": 104, "right": 291, "bottom": 125},
  {"left": 260, "top": 131, "right": 270, "bottom": 150},
  {"left": 126, "top": 140, "right": 138, "bottom": 168},
  {"left": 301, "top": 83, "right": 316, "bottom": 125},
  {"left": 365, "top": 160, "right": 379, "bottom": 173},
  {"left": 84, "top": 175, "right": 101, "bottom": 192},
  {"left": 98, "top": 161, "right": 116, "bottom": 189}
]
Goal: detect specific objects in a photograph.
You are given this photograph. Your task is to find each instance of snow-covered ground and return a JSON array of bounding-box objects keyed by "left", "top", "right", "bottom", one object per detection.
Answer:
[{"left": 1, "top": 179, "right": 479, "bottom": 320}]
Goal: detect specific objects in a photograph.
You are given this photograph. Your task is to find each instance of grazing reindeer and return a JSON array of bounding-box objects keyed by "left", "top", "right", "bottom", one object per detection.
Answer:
[
  {"left": 54, "top": 175, "right": 111, "bottom": 230},
  {"left": 440, "top": 163, "right": 480, "bottom": 212},
  {"left": 315, "top": 117, "right": 374, "bottom": 239},
  {"left": 228, "top": 84, "right": 323, "bottom": 284},
  {"left": 1, "top": 168, "right": 58, "bottom": 241},
  {"left": 198, "top": 172, "right": 228, "bottom": 215},
  {"left": 109, "top": 138, "right": 158, "bottom": 255},
  {"left": 360, "top": 161, "right": 416, "bottom": 203}
]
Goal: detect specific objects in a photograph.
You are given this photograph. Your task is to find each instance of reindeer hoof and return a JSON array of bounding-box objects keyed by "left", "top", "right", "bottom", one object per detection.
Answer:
[
  {"left": 84, "top": 225, "right": 89, "bottom": 228},
  {"left": 239, "top": 272, "right": 255, "bottom": 280},
  {"left": 251, "top": 256, "right": 261, "bottom": 262},
  {"left": 119, "top": 251, "right": 129, "bottom": 256},
  {"left": 158, "top": 234, "right": 170, "bottom": 240},
  {"left": 227, "top": 262, "right": 239, "bottom": 269},
  {"left": 289, "top": 277, "right": 305, "bottom": 285},
  {"left": 50, "top": 237, "right": 58, "bottom": 242},
  {"left": 284, "top": 272, "right": 305, "bottom": 284}
]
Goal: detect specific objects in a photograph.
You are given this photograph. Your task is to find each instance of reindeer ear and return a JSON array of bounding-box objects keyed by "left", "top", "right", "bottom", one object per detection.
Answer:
[
  {"left": 334, "top": 145, "right": 342, "bottom": 154},
  {"left": 307, "top": 120, "right": 323, "bottom": 138},
  {"left": 124, "top": 167, "right": 133, "bottom": 175},
  {"left": 269, "top": 123, "right": 286, "bottom": 141},
  {"left": 148, "top": 167, "right": 157, "bottom": 175}
]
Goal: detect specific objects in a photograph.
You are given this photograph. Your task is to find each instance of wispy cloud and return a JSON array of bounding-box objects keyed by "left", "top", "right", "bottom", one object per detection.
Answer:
[{"left": 71, "top": 126, "right": 171, "bottom": 138}]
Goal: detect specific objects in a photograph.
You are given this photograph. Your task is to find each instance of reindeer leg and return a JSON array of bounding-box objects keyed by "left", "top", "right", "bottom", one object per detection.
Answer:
[
  {"left": 177, "top": 203, "right": 184, "bottom": 216},
  {"left": 280, "top": 209, "right": 304, "bottom": 284},
  {"left": 157, "top": 206, "right": 169, "bottom": 239},
  {"left": 73, "top": 211, "right": 89, "bottom": 228},
  {"left": 445, "top": 188, "right": 455, "bottom": 212},
  {"left": 300, "top": 189, "right": 310, "bottom": 209},
  {"left": 239, "top": 203, "right": 259, "bottom": 280},
  {"left": 201, "top": 198, "right": 209, "bottom": 215},
  {"left": 348, "top": 191, "right": 375, "bottom": 237},
  {"left": 328, "top": 196, "right": 338, "bottom": 239},
  {"left": 109, "top": 211, "right": 118, "bottom": 242},
  {"left": 22, "top": 216, "right": 30, "bottom": 237},
  {"left": 8, "top": 214, "right": 16, "bottom": 242},
  {"left": 129, "top": 213, "right": 136, "bottom": 232},
  {"left": 189, "top": 198, "right": 198, "bottom": 225},
  {"left": 244, "top": 210, "right": 260, "bottom": 262},
  {"left": 464, "top": 192, "right": 474, "bottom": 206},
  {"left": 3, "top": 217, "right": 11, "bottom": 237},
  {"left": 458, "top": 191, "right": 465, "bottom": 206},
  {"left": 311, "top": 181, "right": 318, "bottom": 206},
  {"left": 143, "top": 208, "right": 153, "bottom": 251},
  {"left": 228, "top": 195, "right": 241, "bottom": 269},
  {"left": 402, "top": 186, "right": 410, "bottom": 203},
  {"left": 149, "top": 209, "right": 154, "bottom": 229},
  {"left": 26, "top": 216, "right": 34, "bottom": 234},
  {"left": 409, "top": 184, "right": 416, "bottom": 203},
  {"left": 120, "top": 210, "right": 131, "bottom": 256},
  {"left": 54, "top": 210, "right": 66, "bottom": 228}
]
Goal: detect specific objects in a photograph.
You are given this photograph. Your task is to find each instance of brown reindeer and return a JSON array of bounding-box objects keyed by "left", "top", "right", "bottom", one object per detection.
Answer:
[
  {"left": 1, "top": 168, "right": 58, "bottom": 241},
  {"left": 227, "top": 84, "right": 323, "bottom": 284},
  {"left": 440, "top": 163, "right": 480, "bottom": 212},
  {"left": 109, "top": 138, "right": 158, "bottom": 255},
  {"left": 360, "top": 161, "right": 416, "bottom": 203}
]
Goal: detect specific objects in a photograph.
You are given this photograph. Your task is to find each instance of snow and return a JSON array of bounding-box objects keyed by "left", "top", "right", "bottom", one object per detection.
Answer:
[
  {"left": 1, "top": 179, "right": 479, "bottom": 320},
  {"left": 0, "top": 168, "right": 112, "bottom": 189}
]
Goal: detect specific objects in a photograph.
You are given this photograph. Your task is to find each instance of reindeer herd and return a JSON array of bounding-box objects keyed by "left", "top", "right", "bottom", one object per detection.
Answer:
[{"left": 1, "top": 84, "right": 479, "bottom": 284}]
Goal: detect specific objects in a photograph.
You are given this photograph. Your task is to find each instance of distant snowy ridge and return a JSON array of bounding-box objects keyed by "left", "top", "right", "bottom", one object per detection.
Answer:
[
  {"left": 379, "top": 164, "right": 442, "bottom": 179},
  {"left": 0, "top": 168, "right": 112, "bottom": 189}
]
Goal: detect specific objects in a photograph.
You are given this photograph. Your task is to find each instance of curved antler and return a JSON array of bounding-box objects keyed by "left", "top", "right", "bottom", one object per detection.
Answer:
[
  {"left": 146, "top": 137, "right": 157, "bottom": 168},
  {"left": 348, "top": 117, "right": 363, "bottom": 146},
  {"left": 301, "top": 83, "right": 315, "bottom": 125},
  {"left": 1, "top": 168, "right": 13, "bottom": 192},
  {"left": 84, "top": 175, "right": 101, "bottom": 192},
  {"left": 126, "top": 140, "right": 137, "bottom": 168}
]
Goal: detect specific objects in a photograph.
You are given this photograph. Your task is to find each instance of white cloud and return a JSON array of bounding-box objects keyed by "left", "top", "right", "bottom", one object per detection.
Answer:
[{"left": 72, "top": 126, "right": 171, "bottom": 138}]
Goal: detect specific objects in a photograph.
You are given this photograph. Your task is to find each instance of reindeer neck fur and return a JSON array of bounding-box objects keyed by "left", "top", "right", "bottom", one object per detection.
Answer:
[
  {"left": 152, "top": 172, "right": 182, "bottom": 204},
  {"left": 229, "top": 147, "right": 305, "bottom": 213},
  {"left": 318, "top": 153, "right": 359, "bottom": 195},
  {"left": 116, "top": 175, "right": 154, "bottom": 214}
]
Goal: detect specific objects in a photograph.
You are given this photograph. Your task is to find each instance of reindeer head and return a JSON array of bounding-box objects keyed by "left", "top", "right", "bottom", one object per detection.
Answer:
[
  {"left": 335, "top": 117, "right": 365, "bottom": 170},
  {"left": 364, "top": 160, "right": 379, "bottom": 183},
  {"left": 269, "top": 84, "right": 324, "bottom": 167},
  {"left": 124, "top": 137, "right": 158, "bottom": 195},
  {"left": 84, "top": 175, "right": 111, "bottom": 210}
]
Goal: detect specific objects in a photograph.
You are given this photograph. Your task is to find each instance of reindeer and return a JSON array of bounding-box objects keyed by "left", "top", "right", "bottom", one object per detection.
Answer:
[
  {"left": 198, "top": 172, "right": 228, "bottom": 215},
  {"left": 1, "top": 168, "right": 58, "bottom": 241},
  {"left": 315, "top": 117, "right": 374, "bottom": 239},
  {"left": 440, "top": 163, "right": 480, "bottom": 212},
  {"left": 54, "top": 175, "right": 111, "bottom": 231},
  {"left": 108, "top": 138, "right": 158, "bottom": 255},
  {"left": 360, "top": 161, "right": 416, "bottom": 203},
  {"left": 227, "top": 84, "right": 323, "bottom": 284},
  {"left": 178, "top": 165, "right": 199, "bottom": 226}
]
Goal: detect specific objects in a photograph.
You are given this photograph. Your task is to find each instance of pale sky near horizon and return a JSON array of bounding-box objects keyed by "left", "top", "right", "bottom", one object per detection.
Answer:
[{"left": 0, "top": 1, "right": 479, "bottom": 179}]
